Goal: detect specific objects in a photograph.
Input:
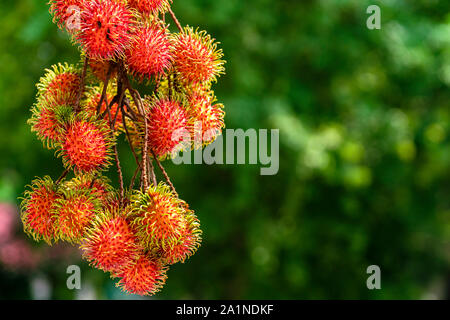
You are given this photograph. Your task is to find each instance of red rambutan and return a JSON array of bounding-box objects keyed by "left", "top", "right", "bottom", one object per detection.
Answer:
[
  {"left": 49, "top": 0, "right": 85, "bottom": 31},
  {"left": 29, "top": 101, "right": 74, "bottom": 148},
  {"left": 64, "top": 174, "right": 113, "bottom": 205},
  {"left": 125, "top": 25, "right": 173, "bottom": 81},
  {"left": 81, "top": 210, "right": 140, "bottom": 273},
  {"left": 53, "top": 188, "right": 100, "bottom": 243},
  {"left": 76, "top": 0, "right": 135, "bottom": 60},
  {"left": 114, "top": 254, "right": 168, "bottom": 296},
  {"left": 59, "top": 118, "right": 114, "bottom": 173},
  {"left": 37, "top": 63, "right": 82, "bottom": 107},
  {"left": 20, "top": 177, "right": 61, "bottom": 244},
  {"left": 129, "top": 183, "right": 188, "bottom": 251},
  {"left": 128, "top": 0, "right": 171, "bottom": 16},
  {"left": 172, "top": 27, "right": 225, "bottom": 84},
  {"left": 159, "top": 209, "right": 202, "bottom": 264},
  {"left": 144, "top": 96, "right": 189, "bottom": 159},
  {"left": 188, "top": 92, "right": 225, "bottom": 147}
]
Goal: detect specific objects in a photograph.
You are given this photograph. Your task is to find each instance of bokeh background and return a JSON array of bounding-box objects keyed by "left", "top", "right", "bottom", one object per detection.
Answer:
[{"left": 0, "top": 0, "right": 449, "bottom": 299}]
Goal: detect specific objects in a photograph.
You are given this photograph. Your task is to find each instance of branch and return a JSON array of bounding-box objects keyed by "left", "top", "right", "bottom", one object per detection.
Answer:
[
  {"left": 168, "top": 7, "right": 183, "bottom": 33},
  {"left": 151, "top": 149, "right": 178, "bottom": 197}
]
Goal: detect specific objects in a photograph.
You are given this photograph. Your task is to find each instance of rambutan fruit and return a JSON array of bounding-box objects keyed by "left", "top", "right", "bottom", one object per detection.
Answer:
[
  {"left": 188, "top": 92, "right": 225, "bottom": 147},
  {"left": 159, "top": 209, "right": 202, "bottom": 264},
  {"left": 172, "top": 27, "right": 225, "bottom": 84},
  {"left": 129, "top": 183, "right": 188, "bottom": 251},
  {"left": 81, "top": 208, "right": 140, "bottom": 273},
  {"left": 37, "top": 63, "right": 82, "bottom": 107},
  {"left": 144, "top": 96, "right": 189, "bottom": 160},
  {"left": 125, "top": 25, "right": 173, "bottom": 81},
  {"left": 64, "top": 173, "right": 113, "bottom": 205},
  {"left": 49, "top": 0, "right": 85, "bottom": 31},
  {"left": 114, "top": 253, "right": 168, "bottom": 296},
  {"left": 59, "top": 117, "right": 114, "bottom": 173},
  {"left": 128, "top": 0, "right": 171, "bottom": 16},
  {"left": 28, "top": 101, "right": 74, "bottom": 148},
  {"left": 20, "top": 176, "right": 61, "bottom": 244},
  {"left": 53, "top": 187, "right": 100, "bottom": 243},
  {"left": 76, "top": 0, "right": 135, "bottom": 60}
]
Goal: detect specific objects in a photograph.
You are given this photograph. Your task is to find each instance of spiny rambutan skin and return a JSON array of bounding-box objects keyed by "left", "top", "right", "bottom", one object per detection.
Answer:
[
  {"left": 28, "top": 102, "right": 74, "bottom": 148},
  {"left": 49, "top": 0, "right": 85, "bottom": 31},
  {"left": 188, "top": 92, "right": 225, "bottom": 147},
  {"left": 129, "top": 183, "right": 189, "bottom": 251},
  {"left": 159, "top": 209, "right": 202, "bottom": 265},
  {"left": 37, "top": 63, "right": 82, "bottom": 107},
  {"left": 128, "top": 0, "right": 171, "bottom": 16},
  {"left": 52, "top": 188, "right": 100, "bottom": 243},
  {"left": 172, "top": 27, "right": 225, "bottom": 84},
  {"left": 114, "top": 254, "right": 168, "bottom": 296},
  {"left": 59, "top": 118, "right": 114, "bottom": 173},
  {"left": 144, "top": 96, "right": 189, "bottom": 160},
  {"left": 64, "top": 173, "right": 113, "bottom": 205},
  {"left": 76, "top": 0, "right": 135, "bottom": 60},
  {"left": 126, "top": 25, "right": 173, "bottom": 81},
  {"left": 20, "top": 176, "right": 61, "bottom": 244},
  {"left": 81, "top": 209, "right": 141, "bottom": 273}
]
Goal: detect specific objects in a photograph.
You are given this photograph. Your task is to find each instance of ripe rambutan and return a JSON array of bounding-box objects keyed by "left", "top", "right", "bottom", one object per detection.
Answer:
[
  {"left": 64, "top": 174, "right": 113, "bottom": 205},
  {"left": 188, "top": 92, "right": 225, "bottom": 147},
  {"left": 53, "top": 188, "right": 100, "bottom": 243},
  {"left": 159, "top": 209, "right": 202, "bottom": 264},
  {"left": 37, "top": 63, "right": 82, "bottom": 107},
  {"left": 114, "top": 254, "right": 168, "bottom": 296},
  {"left": 172, "top": 27, "right": 225, "bottom": 84},
  {"left": 49, "top": 0, "right": 85, "bottom": 31},
  {"left": 81, "top": 209, "right": 140, "bottom": 273},
  {"left": 129, "top": 183, "right": 188, "bottom": 251},
  {"left": 144, "top": 96, "right": 189, "bottom": 159},
  {"left": 20, "top": 177, "right": 61, "bottom": 244},
  {"left": 76, "top": 0, "right": 135, "bottom": 60},
  {"left": 125, "top": 25, "right": 173, "bottom": 81},
  {"left": 29, "top": 101, "right": 74, "bottom": 148},
  {"left": 59, "top": 117, "right": 114, "bottom": 173},
  {"left": 128, "top": 0, "right": 171, "bottom": 16}
]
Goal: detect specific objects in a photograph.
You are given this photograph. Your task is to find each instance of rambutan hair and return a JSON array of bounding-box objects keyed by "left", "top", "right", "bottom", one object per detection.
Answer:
[
  {"left": 159, "top": 209, "right": 202, "bottom": 265},
  {"left": 114, "top": 254, "right": 168, "bottom": 296},
  {"left": 37, "top": 63, "right": 82, "bottom": 107},
  {"left": 64, "top": 173, "right": 113, "bottom": 205},
  {"left": 125, "top": 24, "right": 173, "bottom": 81},
  {"left": 128, "top": 0, "right": 172, "bottom": 16},
  {"left": 188, "top": 91, "right": 225, "bottom": 147},
  {"left": 144, "top": 95, "right": 190, "bottom": 160},
  {"left": 129, "top": 182, "right": 189, "bottom": 251},
  {"left": 20, "top": 176, "right": 61, "bottom": 244},
  {"left": 28, "top": 101, "right": 74, "bottom": 149},
  {"left": 76, "top": 0, "right": 135, "bottom": 60},
  {"left": 52, "top": 187, "right": 101, "bottom": 243},
  {"left": 49, "top": 0, "right": 85, "bottom": 31},
  {"left": 172, "top": 27, "right": 225, "bottom": 84},
  {"left": 81, "top": 208, "right": 141, "bottom": 273},
  {"left": 58, "top": 117, "right": 115, "bottom": 173}
]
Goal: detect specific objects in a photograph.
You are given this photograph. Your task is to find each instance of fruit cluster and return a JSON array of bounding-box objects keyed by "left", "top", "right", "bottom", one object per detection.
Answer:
[{"left": 20, "top": 0, "right": 225, "bottom": 296}]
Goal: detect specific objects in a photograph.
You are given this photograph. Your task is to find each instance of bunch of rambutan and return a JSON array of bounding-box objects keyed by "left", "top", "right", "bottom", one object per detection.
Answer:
[{"left": 20, "top": 0, "right": 225, "bottom": 296}]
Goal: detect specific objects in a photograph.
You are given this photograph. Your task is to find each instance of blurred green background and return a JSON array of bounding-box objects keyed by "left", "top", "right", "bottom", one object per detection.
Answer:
[{"left": 0, "top": 0, "right": 449, "bottom": 299}]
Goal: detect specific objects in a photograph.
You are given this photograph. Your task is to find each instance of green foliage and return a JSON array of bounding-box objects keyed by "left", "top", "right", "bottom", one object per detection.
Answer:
[{"left": 0, "top": 0, "right": 448, "bottom": 299}]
